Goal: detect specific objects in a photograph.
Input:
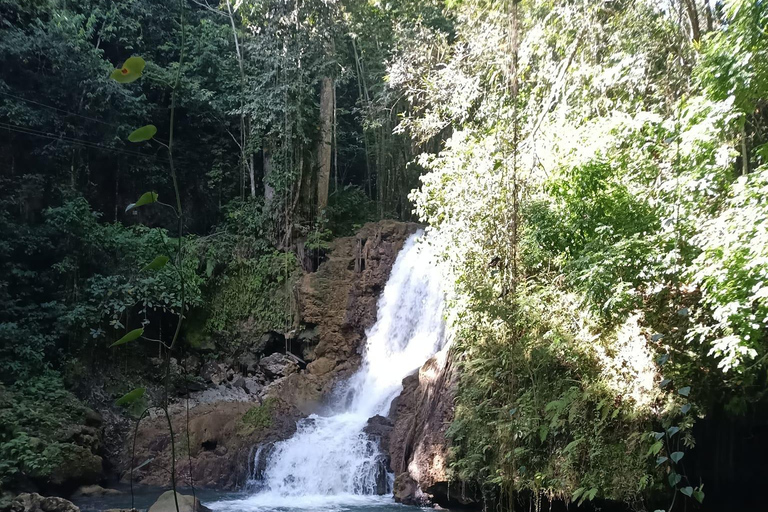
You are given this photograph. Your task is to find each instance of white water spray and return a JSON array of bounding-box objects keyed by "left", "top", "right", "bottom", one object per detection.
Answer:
[{"left": 214, "top": 233, "right": 446, "bottom": 509}]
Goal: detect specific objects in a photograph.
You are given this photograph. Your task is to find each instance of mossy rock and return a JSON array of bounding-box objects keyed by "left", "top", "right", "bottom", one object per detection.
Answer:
[
  {"left": 238, "top": 398, "right": 277, "bottom": 436},
  {"left": 48, "top": 444, "right": 103, "bottom": 487}
]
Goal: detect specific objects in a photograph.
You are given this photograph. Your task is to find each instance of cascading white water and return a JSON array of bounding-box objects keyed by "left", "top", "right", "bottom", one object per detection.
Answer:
[{"left": 215, "top": 233, "right": 445, "bottom": 510}]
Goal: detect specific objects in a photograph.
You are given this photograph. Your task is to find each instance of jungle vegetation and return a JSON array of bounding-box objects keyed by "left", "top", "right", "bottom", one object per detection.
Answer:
[{"left": 1, "top": 0, "right": 766, "bottom": 510}]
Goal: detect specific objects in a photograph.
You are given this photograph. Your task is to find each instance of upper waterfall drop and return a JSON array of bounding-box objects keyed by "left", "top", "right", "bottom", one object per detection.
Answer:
[{"left": 229, "top": 232, "right": 446, "bottom": 505}]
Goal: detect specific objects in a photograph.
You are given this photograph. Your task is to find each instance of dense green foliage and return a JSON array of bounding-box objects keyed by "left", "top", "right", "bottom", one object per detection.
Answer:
[
  {"left": 1, "top": 0, "right": 767, "bottom": 508},
  {"left": 0, "top": 376, "right": 87, "bottom": 486},
  {"left": 404, "top": 0, "right": 768, "bottom": 507}
]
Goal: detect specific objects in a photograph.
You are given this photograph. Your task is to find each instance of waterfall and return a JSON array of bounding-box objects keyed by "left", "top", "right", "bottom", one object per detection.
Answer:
[{"left": 213, "top": 232, "right": 445, "bottom": 509}]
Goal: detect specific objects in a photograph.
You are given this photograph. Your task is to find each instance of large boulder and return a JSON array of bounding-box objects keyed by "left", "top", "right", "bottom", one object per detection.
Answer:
[
  {"left": 48, "top": 445, "right": 103, "bottom": 489},
  {"left": 392, "top": 473, "right": 427, "bottom": 506},
  {"left": 10, "top": 493, "right": 79, "bottom": 512},
  {"left": 71, "top": 485, "right": 121, "bottom": 498},
  {"left": 258, "top": 353, "right": 299, "bottom": 379},
  {"left": 147, "top": 491, "right": 210, "bottom": 512},
  {"left": 388, "top": 349, "right": 477, "bottom": 507},
  {"left": 126, "top": 398, "right": 302, "bottom": 490},
  {"left": 364, "top": 415, "right": 393, "bottom": 455}
]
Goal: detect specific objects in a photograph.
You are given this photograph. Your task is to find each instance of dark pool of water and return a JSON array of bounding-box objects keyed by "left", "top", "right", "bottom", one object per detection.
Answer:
[{"left": 72, "top": 486, "right": 416, "bottom": 512}]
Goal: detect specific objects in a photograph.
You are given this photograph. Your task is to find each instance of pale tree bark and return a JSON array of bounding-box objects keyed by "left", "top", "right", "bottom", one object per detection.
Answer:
[
  {"left": 316, "top": 75, "right": 334, "bottom": 214},
  {"left": 225, "top": 0, "right": 255, "bottom": 198},
  {"left": 264, "top": 147, "right": 275, "bottom": 203}
]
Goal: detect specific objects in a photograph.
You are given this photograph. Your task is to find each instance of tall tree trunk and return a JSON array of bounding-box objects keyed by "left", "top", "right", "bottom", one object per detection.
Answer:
[
  {"left": 226, "top": 0, "right": 255, "bottom": 198},
  {"left": 682, "top": 0, "right": 701, "bottom": 41},
  {"left": 264, "top": 147, "right": 274, "bottom": 203},
  {"left": 316, "top": 75, "right": 334, "bottom": 215}
]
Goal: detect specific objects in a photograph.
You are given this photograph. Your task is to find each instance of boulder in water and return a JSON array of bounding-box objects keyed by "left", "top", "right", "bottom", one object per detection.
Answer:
[
  {"left": 393, "top": 473, "right": 428, "bottom": 506},
  {"left": 10, "top": 493, "right": 80, "bottom": 512},
  {"left": 71, "top": 485, "right": 122, "bottom": 497},
  {"left": 147, "top": 491, "right": 211, "bottom": 512},
  {"left": 364, "top": 415, "right": 393, "bottom": 455}
]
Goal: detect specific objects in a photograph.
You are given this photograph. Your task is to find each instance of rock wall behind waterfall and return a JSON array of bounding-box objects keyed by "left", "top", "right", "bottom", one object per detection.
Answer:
[
  {"left": 387, "top": 349, "right": 476, "bottom": 507},
  {"left": 121, "top": 220, "right": 419, "bottom": 490},
  {"left": 275, "top": 220, "right": 421, "bottom": 414}
]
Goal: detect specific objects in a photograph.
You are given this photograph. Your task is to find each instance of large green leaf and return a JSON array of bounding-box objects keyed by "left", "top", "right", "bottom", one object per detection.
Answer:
[
  {"left": 670, "top": 451, "right": 684, "bottom": 463},
  {"left": 128, "top": 125, "right": 157, "bottom": 143},
  {"left": 678, "top": 386, "right": 691, "bottom": 397},
  {"left": 680, "top": 486, "right": 693, "bottom": 497},
  {"left": 693, "top": 488, "right": 705, "bottom": 503},
  {"left": 668, "top": 472, "right": 681, "bottom": 487},
  {"left": 115, "top": 387, "right": 146, "bottom": 406},
  {"left": 142, "top": 255, "right": 169, "bottom": 272},
  {"left": 126, "top": 192, "right": 158, "bottom": 212},
  {"left": 110, "top": 328, "right": 144, "bottom": 347},
  {"left": 110, "top": 56, "right": 146, "bottom": 83}
]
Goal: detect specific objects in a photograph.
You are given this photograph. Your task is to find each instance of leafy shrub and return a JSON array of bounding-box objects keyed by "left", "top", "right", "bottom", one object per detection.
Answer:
[
  {"left": 326, "top": 185, "right": 378, "bottom": 236},
  {"left": 205, "top": 251, "right": 298, "bottom": 337},
  {"left": 0, "top": 197, "right": 204, "bottom": 382},
  {"left": 0, "top": 374, "right": 87, "bottom": 486}
]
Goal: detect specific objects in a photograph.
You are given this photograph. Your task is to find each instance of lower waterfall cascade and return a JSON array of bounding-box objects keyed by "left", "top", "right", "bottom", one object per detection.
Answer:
[{"left": 214, "top": 232, "right": 446, "bottom": 508}]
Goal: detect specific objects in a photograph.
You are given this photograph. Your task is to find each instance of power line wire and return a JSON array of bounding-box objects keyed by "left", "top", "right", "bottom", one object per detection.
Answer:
[
  {"left": 0, "top": 121, "right": 169, "bottom": 162},
  {"left": 0, "top": 90, "right": 118, "bottom": 128}
]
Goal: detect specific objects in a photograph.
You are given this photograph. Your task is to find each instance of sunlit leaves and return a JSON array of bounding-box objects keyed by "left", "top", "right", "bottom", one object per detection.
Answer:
[
  {"left": 110, "top": 56, "right": 146, "bottom": 83},
  {"left": 110, "top": 328, "right": 144, "bottom": 347},
  {"left": 128, "top": 125, "right": 157, "bottom": 142},
  {"left": 126, "top": 192, "right": 158, "bottom": 212},
  {"left": 142, "top": 255, "right": 169, "bottom": 271},
  {"left": 115, "top": 387, "right": 146, "bottom": 406}
]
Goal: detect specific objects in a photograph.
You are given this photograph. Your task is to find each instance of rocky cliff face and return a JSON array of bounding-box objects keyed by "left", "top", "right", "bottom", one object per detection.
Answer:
[
  {"left": 386, "top": 348, "right": 475, "bottom": 507},
  {"left": 120, "top": 220, "right": 420, "bottom": 490},
  {"left": 273, "top": 220, "right": 421, "bottom": 413}
]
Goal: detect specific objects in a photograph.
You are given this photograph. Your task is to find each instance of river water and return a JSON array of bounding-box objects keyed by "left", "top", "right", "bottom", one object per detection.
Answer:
[{"left": 76, "top": 233, "right": 446, "bottom": 512}]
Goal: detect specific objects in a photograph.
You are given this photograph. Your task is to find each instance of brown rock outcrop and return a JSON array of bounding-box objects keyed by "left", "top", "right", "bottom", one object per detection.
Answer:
[
  {"left": 147, "top": 491, "right": 210, "bottom": 512},
  {"left": 124, "top": 398, "right": 302, "bottom": 490},
  {"left": 388, "top": 348, "right": 475, "bottom": 507},
  {"left": 274, "top": 220, "right": 420, "bottom": 413},
  {"left": 10, "top": 493, "right": 80, "bottom": 512}
]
